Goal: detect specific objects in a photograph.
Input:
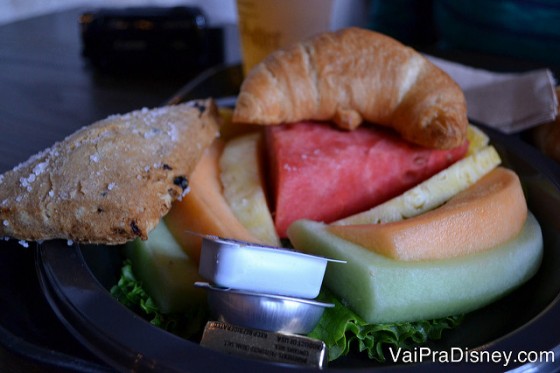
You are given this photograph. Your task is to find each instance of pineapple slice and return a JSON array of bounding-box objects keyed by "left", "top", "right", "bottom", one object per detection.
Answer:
[
  {"left": 466, "top": 124, "right": 490, "bottom": 155},
  {"left": 333, "top": 145, "right": 502, "bottom": 225},
  {"left": 220, "top": 132, "right": 280, "bottom": 246}
]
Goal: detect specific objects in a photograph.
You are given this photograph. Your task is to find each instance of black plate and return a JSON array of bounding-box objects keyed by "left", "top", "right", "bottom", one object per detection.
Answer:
[{"left": 36, "top": 64, "right": 560, "bottom": 372}]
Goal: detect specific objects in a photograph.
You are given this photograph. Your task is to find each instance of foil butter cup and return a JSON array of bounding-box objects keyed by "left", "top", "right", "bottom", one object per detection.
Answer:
[{"left": 195, "top": 282, "right": 334, "bottom": 335}]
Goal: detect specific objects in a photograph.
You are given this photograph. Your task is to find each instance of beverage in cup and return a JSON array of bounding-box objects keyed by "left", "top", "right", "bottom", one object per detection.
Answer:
[{"left": 236, "top": 0, "right": 367, "bottom": 75}]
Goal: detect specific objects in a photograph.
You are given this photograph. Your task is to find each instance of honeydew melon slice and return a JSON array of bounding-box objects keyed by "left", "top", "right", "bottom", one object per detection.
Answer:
[
  {"left": 287, "top": 212, "right": 543, "bottom": 324},
  {"left": 125, "top": 220, "right": 206, "bottom": 314}
]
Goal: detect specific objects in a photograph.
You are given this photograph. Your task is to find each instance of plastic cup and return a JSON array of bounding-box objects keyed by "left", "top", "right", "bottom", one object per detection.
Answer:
[{"left": 236, "top": 0, "right": 335, "bottom": 75}]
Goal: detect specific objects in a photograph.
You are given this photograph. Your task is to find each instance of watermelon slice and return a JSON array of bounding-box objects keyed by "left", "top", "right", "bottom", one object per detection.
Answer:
[{"left": 265, "top": 121, "right": 468, "bottom": 237}]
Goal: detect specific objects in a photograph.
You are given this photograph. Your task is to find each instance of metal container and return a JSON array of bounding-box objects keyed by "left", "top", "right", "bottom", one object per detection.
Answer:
[
  {"left": 198, "top": 235, "right": 345, "bottom": 299},
  {"left": 195, "top": 282, "right": 334, "bottom": 334}
]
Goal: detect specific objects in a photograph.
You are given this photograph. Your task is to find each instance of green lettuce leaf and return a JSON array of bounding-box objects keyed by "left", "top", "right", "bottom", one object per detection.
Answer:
[
  {"left": 110, "top": 260, "right": 208, "bottom": 339},
  {"left": 309, "top": 289, "right": 463, "bottom": 362}
]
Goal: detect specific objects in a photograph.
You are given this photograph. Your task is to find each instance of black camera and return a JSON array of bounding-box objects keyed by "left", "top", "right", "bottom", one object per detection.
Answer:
[{"left": 80, "top": 6, "right": 224, "bottom": 72}]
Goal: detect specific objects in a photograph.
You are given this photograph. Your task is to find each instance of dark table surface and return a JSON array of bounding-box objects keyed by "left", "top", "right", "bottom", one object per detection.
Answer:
[
  {"left": 0, "top": 7, "right": 215, "bottom": 175},
  {"left": 1, "top": 6, "right": 559, "bottom": 373}
]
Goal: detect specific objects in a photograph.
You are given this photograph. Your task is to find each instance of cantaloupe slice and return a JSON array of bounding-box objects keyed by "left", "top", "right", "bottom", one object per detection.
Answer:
[
  {"left": 164, "top": 140, "right": 260, "bottom": 265},
  {"left": 328, "top": 167, "right": 527, "bottom": 261},
  {"left": 287, "top": 212, "right": 543, "bottom": 324}
]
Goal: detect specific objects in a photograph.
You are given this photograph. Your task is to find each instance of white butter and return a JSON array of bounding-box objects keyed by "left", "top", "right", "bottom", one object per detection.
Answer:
[{"left": 198, "top": 235, "right": 344, "bottom": 299}]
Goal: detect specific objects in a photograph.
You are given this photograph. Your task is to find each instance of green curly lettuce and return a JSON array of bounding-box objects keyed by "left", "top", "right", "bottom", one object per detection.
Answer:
[
  {"left": 112, "top": 260, "right": 462, "bottom": 362},
  {"left": 309, "top": 289, "right": 463, "bottom": 362}
]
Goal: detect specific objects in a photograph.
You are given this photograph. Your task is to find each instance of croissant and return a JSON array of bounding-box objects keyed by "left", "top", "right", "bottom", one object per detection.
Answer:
[
  {"left": 233, "top": 27, "right": 468, "bottom": 149},
  {"left": 0, "top": 99, "right": 220, "bottom": 245}
]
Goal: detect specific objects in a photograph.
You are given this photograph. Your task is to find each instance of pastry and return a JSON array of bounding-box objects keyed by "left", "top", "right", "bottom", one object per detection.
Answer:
[
  {"left": 0, "top": 99, "right": 220, "bottom": 244},
  {"left": 233, "top": 27, "right": 468, "bottom": 149}
]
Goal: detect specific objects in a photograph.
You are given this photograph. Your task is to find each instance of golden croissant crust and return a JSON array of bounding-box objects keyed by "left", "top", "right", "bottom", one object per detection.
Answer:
[{"left": 233, "top": 27, "right": 468, "bottom": 149}]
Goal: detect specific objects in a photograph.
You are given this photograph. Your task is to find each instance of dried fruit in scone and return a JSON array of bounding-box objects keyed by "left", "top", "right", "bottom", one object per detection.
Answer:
[
  {"left": 233, "top": 27, "right": 468, "bottom": 150},
  {"left": 0, "top": 99, "right": 220, "bottom": 245}
]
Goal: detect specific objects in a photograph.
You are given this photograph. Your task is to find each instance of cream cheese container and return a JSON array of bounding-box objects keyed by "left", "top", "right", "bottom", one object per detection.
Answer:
[{"left": 198, "top": 235, "right": 345, "bottom": 299}]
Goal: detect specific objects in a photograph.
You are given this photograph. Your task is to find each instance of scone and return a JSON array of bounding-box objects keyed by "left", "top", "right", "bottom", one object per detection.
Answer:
[{"left": 0, "top": 99, "right": 220, "bottom": 245}]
